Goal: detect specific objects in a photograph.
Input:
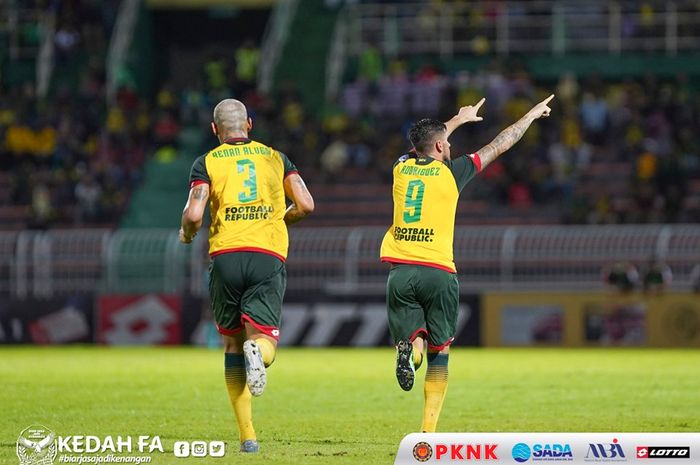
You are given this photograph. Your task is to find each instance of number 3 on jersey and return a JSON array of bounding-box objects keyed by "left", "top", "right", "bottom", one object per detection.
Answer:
[
  {"left": 403, "top": 179, "right": 425, "bottom": 223},
  {"left": 237, "top": 159, "right": 257, "bottom": 202}
]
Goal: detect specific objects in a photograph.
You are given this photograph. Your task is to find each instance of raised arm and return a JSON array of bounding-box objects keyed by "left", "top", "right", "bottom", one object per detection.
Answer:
[
  {"left": 283, "top": 173, "right": 314, "bottom": 225},
  {"left": 179, "top": 183, "right": 210, "bottom": 244},
  {"left": 475, "top": 94, "right": 554, "bottom": 170},
  {"left": 444, "top": 98, "right": 485, "bottom": 138}
]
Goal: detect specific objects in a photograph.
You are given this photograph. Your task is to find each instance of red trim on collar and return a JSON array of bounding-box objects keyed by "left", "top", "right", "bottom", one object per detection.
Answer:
[{"left": 224, "top": 137, "right": 251, "bottom": 144}]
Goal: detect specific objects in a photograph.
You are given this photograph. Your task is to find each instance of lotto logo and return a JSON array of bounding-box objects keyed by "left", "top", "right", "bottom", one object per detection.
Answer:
[
  {"left": 173, "top": 440, "right": 225, "bottom": 458},
  {"left": 637, "top": 446, "right": 690, "bottom": 459}
]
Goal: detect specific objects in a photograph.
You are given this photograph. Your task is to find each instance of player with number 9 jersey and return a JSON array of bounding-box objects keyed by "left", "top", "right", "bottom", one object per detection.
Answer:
[{"left": 380, "top": 94, "right": 554, "bottom": 434}]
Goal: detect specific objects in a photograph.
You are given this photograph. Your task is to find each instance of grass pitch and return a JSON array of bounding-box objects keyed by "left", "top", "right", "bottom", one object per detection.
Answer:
[{"left": 2, "top": 347, "right": 699, "bottom": 465}]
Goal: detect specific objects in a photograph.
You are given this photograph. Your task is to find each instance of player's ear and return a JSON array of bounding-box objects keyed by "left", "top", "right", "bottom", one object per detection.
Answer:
[
  {"left": 247, "top": 117, "right": 253, "bottom": 132},
  {"left": 435, "top": 140, "right": 443, "bottom": 154},
  {"left": 211, "top": 122, "right": 218, "bottom": 136}
]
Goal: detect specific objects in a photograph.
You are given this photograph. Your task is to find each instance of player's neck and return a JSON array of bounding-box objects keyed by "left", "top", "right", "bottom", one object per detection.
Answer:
[
  {"left": 422, "top": 152, "right": 447, "bottom": 162},
  {"left": 219, "top": 131, "right": 249, "bottom": 143}
]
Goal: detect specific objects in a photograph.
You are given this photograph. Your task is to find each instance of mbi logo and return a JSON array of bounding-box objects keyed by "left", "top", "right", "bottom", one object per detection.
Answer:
[
  {"left": 585, "top": 438, "right": 626, "bottom": 461},
  {"left": 512, "top": 443, "right": 573, "bottom": 462}
]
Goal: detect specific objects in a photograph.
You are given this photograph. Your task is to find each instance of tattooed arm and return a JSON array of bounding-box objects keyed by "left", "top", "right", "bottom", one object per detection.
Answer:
[
  {"left": 283, "top": 173, "right": 314, "bottom": 225},
  {"left": 179, "top": 183, "right": 210, "bottom": 244},
  {"left": 444, "top": 98, "right": 485, "bottom": 138},
  {"left": 476, "top": 94, "right": 554, "bottom": 170}
]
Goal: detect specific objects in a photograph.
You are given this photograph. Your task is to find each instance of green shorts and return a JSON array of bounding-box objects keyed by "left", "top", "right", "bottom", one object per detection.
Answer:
[
  {"left": 209, "top": 251, "right": 286, "bottom": 340},
  {"left": 386, "top": 264, "right": 459, "bottom": 350}
]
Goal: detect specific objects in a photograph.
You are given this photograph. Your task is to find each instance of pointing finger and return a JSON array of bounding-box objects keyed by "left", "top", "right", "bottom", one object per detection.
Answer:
[
  {"left": 542, "top": 94, "right": 555, "bottom": 105},
  {"left": 474, "top": 97, "right": 486, "bottom": 110}
]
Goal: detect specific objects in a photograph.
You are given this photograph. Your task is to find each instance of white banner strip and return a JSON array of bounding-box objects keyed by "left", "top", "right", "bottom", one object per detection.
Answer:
[{"left": 395, "top": 433, "right": 700, "bottom": 465}]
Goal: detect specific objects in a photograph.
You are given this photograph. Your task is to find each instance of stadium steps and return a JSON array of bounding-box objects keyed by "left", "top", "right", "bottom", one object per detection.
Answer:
[
  {"left": 120, "top": 155, "right": 193, "bottom": 228},
  {"left": 274, "top": 0, "right": 338, "bottom": 113},
  {"left": 121, "top": 126, "right": 207, "bottom": 228}
]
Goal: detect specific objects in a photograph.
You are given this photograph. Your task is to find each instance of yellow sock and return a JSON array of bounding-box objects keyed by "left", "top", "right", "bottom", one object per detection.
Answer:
[
  {"left": 421, "top": 353, "right": 448, "bottom": 433},
  {"left": 224, "top": 353, "right": 256, "bottom": 442},
  {"left": 254, "top": 338, "right": 276, "bottom": 367}
]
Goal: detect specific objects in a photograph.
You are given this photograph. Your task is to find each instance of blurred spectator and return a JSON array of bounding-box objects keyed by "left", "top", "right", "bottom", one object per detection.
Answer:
[
  {"left": 74, "top": 174, "right": 102, "bottom": 224},
  {"left": 642, "top": 258, "right": 672, "bottom": 295},
  {"left": 235, "top": 40, "right": 260, "bottom": 94},
  {"left": 579, "top": 91, "right": 608, "bottom": 145},
  {"left": 603, "top": 262, "right": 639, "bottom": 294},
  {"left": 29, "top": 175, "right": 53, "bottom": 230},
  {"left": 357, "top": 42, "right": 383, "bottom": 83},
  {"left": 320, "top": 137, "right": 348, "bottom": 177},
  {"left": 507, "top": 180, "right": 532, "bottom": 209},
  {"left": 690, "top": 265, "right": 700, "bottom": 294},
  {"left": 204, "top": 57, "right": 228, "bottom": 92},
  {"left": 55, "top": 21, "right": 81, "bottom": 60}
]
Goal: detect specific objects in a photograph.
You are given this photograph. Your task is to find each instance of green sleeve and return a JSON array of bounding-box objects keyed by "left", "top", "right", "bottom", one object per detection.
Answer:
[
  {"left": 278, "top": 151, "right": 298, "bottom": 177},
  {"left": 189, "top": 154, "right": 210, "bottom": 186},
  {"left": 448, "top": 154, "right": 479, "bottom": 192}
]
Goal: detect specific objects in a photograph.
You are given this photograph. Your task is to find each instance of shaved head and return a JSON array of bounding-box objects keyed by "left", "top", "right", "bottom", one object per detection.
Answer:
[{"left": 213, "top": 99, "right": 248, "bottom": 133}]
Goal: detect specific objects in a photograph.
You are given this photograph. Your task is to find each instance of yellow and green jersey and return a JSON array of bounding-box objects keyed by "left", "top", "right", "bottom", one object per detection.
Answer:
[
  {"left": 189, "top": 138, "right": 298, "bottom": 261},
  {"left": 380, "top": 153, "right": 481, "bottom": 273}
]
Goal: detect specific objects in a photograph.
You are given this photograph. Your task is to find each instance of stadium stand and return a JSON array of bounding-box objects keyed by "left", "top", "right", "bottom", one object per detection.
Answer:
[{"left": 2, "top": 1, "right": 700, "bottom": 230}]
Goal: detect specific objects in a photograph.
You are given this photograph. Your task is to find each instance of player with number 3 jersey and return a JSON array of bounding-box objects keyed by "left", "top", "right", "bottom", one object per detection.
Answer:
[{"left": 179, "top": 99, "right": 314, "bottom": 453}]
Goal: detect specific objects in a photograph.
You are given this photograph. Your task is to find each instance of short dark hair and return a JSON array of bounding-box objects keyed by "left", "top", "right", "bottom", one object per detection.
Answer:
[{"left": 408, "top": 119, "right": 446, "bottom": 154}]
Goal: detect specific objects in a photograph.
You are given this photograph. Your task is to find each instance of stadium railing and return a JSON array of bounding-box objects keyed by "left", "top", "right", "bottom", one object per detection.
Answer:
[
  {"left": 326, "top": 0, "right": 700, "bottom": 98},
  {"left": 342, "top": 1, "right": 700, "bottom": 57},
  {"left": 1, "top": 225, "right": 699, "bottom": 299}
]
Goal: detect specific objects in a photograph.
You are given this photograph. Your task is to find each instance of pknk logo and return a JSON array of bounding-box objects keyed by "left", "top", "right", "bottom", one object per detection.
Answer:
[
  {"left": 637, "top": 447, "right": 690, "bottom": 459},
  {"left": 434, "top": 444, "right": 498, "bottom": 460},
  {"left": 413, "top": 442, "right": 433, "bottom": 462}
]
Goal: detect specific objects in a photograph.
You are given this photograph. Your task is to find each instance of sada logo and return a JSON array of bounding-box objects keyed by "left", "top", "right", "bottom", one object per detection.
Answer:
[
  {"left": 413, "top": 442, "right": 433, "bottom": 462},
  {"left": 585, "top": 438, "right": 626, "bottom": 462},
  {"left": 512, "top": 443, "right": 531, "bottom": 462},
  {"left": 513, "top": 443, "right": 573, "bottom": 462},
  {"left": 16, "top": 425, "right": 57, "bottom": 465}
]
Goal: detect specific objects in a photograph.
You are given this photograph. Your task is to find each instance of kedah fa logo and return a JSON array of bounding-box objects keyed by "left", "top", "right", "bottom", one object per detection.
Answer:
[{"left": 16, "top": 425, "right": 57, "bottom": 465}]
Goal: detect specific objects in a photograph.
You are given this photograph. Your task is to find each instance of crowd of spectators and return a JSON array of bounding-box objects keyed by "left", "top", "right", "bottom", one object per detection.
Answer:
[
  {"left": 0, "top": 1, "right": 264, "bottom": 229},
  {"left": 2, "top": 0, "right": 699, "bottom": 228},
  {"left": 331, "top": 59, "right": 700, "bottom": 224},
  {"left": 0, "top": 0, "right": 127, "bottom": 228}
]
